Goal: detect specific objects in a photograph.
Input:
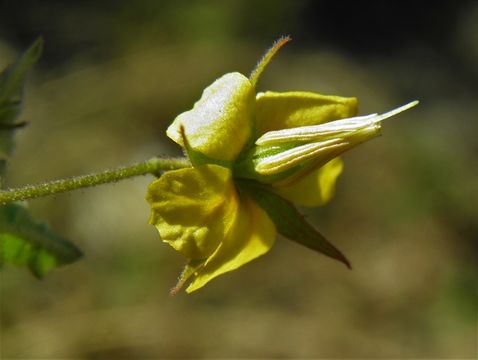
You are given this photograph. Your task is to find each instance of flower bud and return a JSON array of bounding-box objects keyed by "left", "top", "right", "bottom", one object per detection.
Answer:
[{"left": 235, "top": 101, "right": 418, "bottom": 184}]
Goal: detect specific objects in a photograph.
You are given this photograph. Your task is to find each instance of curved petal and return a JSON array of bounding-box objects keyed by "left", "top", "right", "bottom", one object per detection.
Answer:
[
  {"left": 167, "top": 72, "right": 255, "bottom": 162},
  {"left": 186, "top": 195, "right": 276, "bottom": 293},
  {"left": 273, "top": 157, "right": 343, "bottom": 207},
  {"left": 255, "top": 91, "right": 358, "bottom": 136},
  {"left": 146, "top": 165, "right": 238, "bottom": 260}
]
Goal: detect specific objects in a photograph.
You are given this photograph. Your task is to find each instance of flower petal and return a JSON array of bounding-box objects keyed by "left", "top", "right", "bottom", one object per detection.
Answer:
[
  {"left": 255, "top": 91, "right": 358, "bottom": 136},
  {"left": 146, "top": 165, "right": 238, "bottom": 260},
  {"left": 273, "top": 157, "right": 343, "bottom": 207},
  {"left": 186, "top": 195, "right": 276, "bottom": 293},
  {"left": 167, "top": 72, "right": 255, "bottom": 163}
]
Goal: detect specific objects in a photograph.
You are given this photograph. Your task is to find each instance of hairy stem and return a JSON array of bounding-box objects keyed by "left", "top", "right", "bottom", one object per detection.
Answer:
[{"left": 0, "top": 157, "right": 191, "bottom": 204}]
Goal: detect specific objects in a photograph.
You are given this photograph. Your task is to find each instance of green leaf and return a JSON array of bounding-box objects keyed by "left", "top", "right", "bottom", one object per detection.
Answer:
[
  {"left": 0, "top": 203, "right": 82, "bottom": 278},
  {"left": 0, "top": 40, "right": 81, "bottom": 278},
  {"left": 0, "top": 38, "right": 43, "bottom": 157},
  {"left": 238, "top": 179, "right": 351, "bottom": 268}
]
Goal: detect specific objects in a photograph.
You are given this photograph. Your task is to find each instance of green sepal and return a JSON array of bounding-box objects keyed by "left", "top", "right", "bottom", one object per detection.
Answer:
[
  {"left": 0, "top": 37, "right": 43, "bottom": 157},
  {"left": 0, "top": 203, "right": 83, "bottom": 278},
  {"left": 179, "top": 125, "right": 232, "bottom": 169},
  {"left": 234, "top": 142, "right": 303, "bottom": 183},
  {"left": 185, "top": 145, "right": 232, "bottom": 169},
  {"left": 237, "top": 179, "right": 351, "bottom": 268},
  {"left": 170, "top": 259, "right": 206, "bottom": 295}
]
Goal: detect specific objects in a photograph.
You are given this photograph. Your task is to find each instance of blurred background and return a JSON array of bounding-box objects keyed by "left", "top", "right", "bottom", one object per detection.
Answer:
[{"left": 1, "top": 0, "right": 477, "bottom": 358}]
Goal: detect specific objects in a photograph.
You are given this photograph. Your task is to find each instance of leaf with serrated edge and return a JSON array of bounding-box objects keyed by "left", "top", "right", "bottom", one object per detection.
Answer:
[{"left": 0, "top": 38, "right": 43, "bottom": 157}]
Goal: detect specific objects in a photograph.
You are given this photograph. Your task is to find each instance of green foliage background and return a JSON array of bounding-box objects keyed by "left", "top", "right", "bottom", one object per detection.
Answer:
[
  {"left": 0, "top": 39, "right": 83, "bottom": 278},
  {"left": 1, "top": 1, "right": 477, "bottom": 358}
]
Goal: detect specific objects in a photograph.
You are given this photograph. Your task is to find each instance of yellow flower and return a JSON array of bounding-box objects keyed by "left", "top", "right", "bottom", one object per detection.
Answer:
[
  {"left": 146, "top": 37, "right": 418, "bottom": 293},
  {"left": 148, "top": 164, "right": 275, "bottom": 293}
]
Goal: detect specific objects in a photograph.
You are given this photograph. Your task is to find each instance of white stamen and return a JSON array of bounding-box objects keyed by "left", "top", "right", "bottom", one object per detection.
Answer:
[
  {"left": 369, "top": 100, "right": 419, "bottom": 123},
  {"left": 255, "top": 139, "right": 346, "bottom": 174},
  {"left": 256, "top": 100, "right": 419, "bottom": 146}
]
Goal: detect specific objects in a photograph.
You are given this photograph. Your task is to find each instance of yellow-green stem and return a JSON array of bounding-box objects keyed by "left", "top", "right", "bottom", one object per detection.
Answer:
[{"left": 0, "top": 157, "right": 191, "bottom": 204}]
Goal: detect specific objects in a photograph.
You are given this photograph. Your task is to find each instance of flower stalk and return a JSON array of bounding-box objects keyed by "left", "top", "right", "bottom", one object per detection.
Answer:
[{"left": 0, "top": 157, "right": 191, "bottom": 204}]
